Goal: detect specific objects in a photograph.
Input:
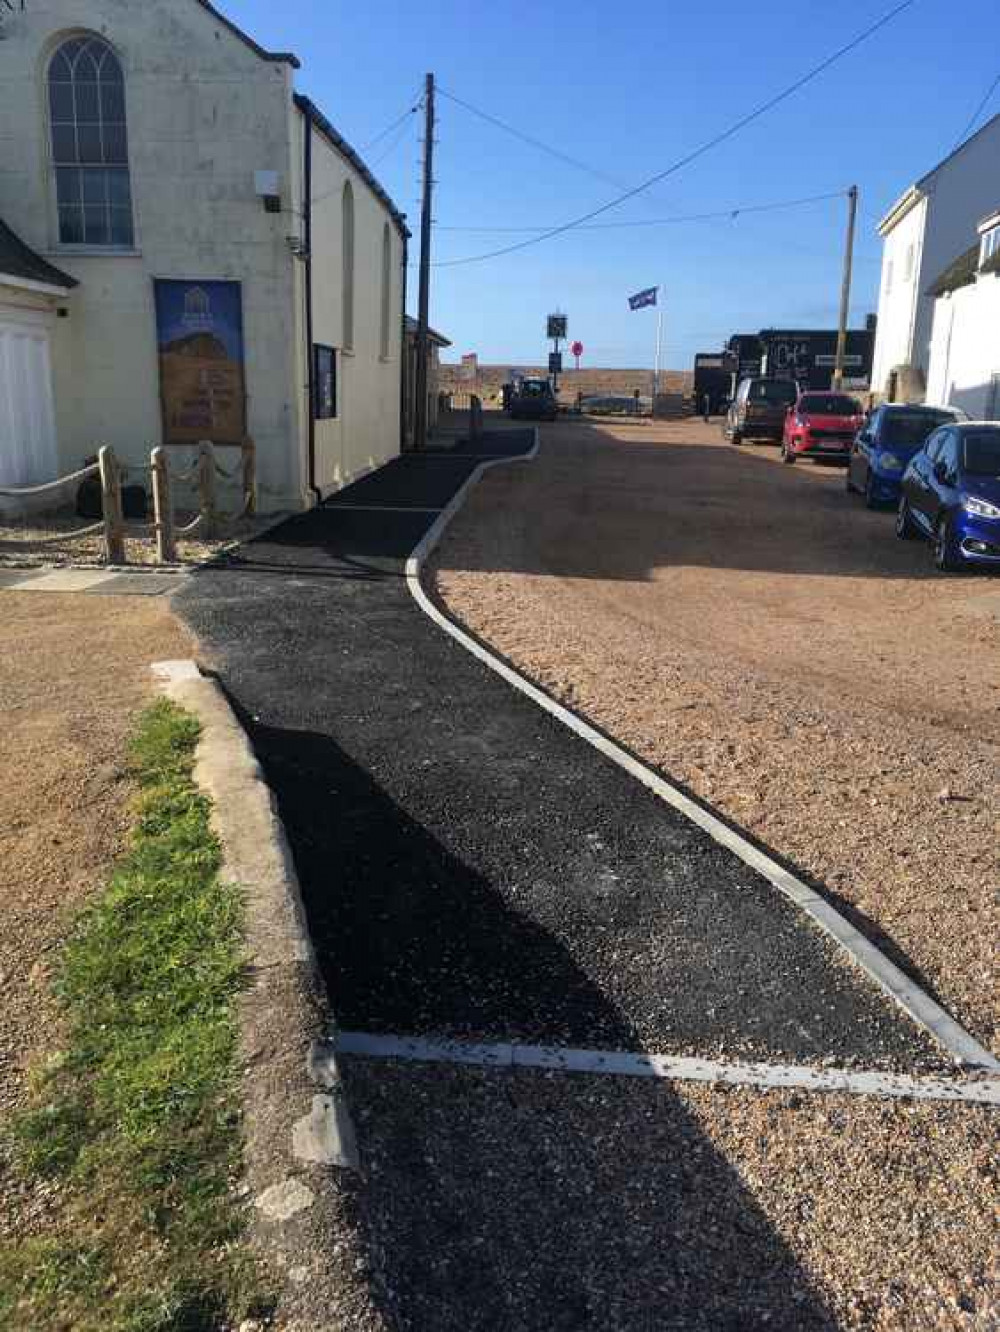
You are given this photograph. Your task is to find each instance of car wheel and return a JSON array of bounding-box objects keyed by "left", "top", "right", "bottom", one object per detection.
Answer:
[
  {"left": 933, "top": 515, "right": 963, "bottom": 572},
  {"left": 731, "top": 429, "right": 743, "bottom": 446},
  {"left": 895, "top": 496, "right": 918, "bottom": 540},
  {"left": 781, "top": 439, "right": 796, "bottom": 465},
  {"left": 864, "top": 472, "right": 879, "bottom": 508}
]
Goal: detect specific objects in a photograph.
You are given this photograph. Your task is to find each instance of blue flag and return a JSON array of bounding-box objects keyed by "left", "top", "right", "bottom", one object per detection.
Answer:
[{"left": 628, "top": 286, "right": 658, "bottom": 311}]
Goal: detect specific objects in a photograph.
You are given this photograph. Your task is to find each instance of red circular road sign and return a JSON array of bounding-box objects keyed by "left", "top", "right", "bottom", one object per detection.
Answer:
[{"left": 571, "top": 341, "right": 584, "bottom": 358}]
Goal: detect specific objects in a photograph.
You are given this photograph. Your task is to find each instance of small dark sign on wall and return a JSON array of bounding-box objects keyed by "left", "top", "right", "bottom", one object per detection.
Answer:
[
  {"left": 314, "top": 345, "right": 336, "bottom": 419},
  {"left": 153, "top": 279, "right": 246, "bottom": 442}
]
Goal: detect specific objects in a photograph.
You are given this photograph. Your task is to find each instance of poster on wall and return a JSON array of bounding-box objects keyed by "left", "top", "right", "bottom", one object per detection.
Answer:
[{"left": 153, "top": 280, "right": 246, "bottom": 442}]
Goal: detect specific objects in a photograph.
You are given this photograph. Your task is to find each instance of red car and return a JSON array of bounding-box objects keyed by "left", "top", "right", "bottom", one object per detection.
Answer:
[{"left": 781, "top": 391, "right": 865, "bottom": 465}]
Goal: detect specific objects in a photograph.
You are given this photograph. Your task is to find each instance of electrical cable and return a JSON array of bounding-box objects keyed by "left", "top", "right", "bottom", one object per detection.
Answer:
[
  {"left": 952, "top": 71, "right": 1000, "bottom": 149},
  {"left": 362, "top": 95, "right": 422, "bottom": 152},
  {"left": 435, "top": 190, "right": 846, "bottom": 233},
  {"left": 431, "top": 0, "right": 914, "bottom": 268}
]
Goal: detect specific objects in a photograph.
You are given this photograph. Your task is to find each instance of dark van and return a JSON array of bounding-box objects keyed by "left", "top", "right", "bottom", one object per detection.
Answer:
[{"left": 723, "top": 377, "right": 798, "bottom": 445}]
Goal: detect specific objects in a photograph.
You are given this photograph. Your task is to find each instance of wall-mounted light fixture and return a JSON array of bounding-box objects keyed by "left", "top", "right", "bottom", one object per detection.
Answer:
[{"left": 254, "top": 170, "right": 282, "bottom": 214}]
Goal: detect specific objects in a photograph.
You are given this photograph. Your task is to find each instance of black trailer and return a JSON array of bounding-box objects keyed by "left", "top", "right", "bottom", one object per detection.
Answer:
[
  {"left": 756, "top": 325, "right": 876, "bottom": 391},
  {"left": 693, "top": 351, "right": 738, "bottom": 416}
]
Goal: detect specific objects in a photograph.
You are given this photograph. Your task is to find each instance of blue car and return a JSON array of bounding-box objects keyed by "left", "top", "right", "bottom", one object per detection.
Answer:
[
  {"left": 846, "top": 403, "right": 961, "bottom": 507},
  {"left": 896, "top": 422, "right": 1000, "bottom": 571}
]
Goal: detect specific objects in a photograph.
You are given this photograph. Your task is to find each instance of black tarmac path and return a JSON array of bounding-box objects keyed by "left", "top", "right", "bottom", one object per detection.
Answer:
[
  {"left": 175, "top": 427, "right": 946, "bottom": 1329},
  {"left": 177, "top": 430, "right": 935, "bottom": 1071}
]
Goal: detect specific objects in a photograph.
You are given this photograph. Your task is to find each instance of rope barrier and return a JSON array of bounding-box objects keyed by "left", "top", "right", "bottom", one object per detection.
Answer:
[
  {"left": 0, "top": 520, "right": 105, "bottom": 545},
  {"left": 0, "top": 462, "right": 98, "bottom": 497},
  {"left": 174, "top": 513, "right": 204, "bottom": 536}
]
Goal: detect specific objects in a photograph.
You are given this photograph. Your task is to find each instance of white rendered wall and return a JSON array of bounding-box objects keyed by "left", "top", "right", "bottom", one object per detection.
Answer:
[{"left": 927, "top": 274, "right": 1000, "bottom": 419}]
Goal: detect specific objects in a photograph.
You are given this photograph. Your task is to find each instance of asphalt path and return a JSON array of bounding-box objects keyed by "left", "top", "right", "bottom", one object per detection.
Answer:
[
  {"left": 177, "top": 431, "right": 934, "bottom": 1070},
  {"left": 175, "top": 428, "right": 945, "bottom": 1328}
]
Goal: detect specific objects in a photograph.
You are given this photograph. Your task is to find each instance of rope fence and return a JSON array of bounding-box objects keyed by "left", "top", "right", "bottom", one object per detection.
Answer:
[{"left": 0, "top": 437, "right": 256, "bottom": 565}]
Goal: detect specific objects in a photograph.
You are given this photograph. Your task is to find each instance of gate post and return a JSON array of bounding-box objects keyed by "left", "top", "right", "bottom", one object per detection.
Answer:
[
  {"left": 98, "top": 445, "right": 125, "bottom": 564},
  {"left": 151, "top": 446, "right": 175, "bottom": 563}
]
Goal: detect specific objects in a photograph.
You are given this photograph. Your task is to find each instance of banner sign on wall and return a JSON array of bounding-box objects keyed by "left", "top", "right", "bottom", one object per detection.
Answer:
[{"left": 153, "top": 280, "right": 246, "bottom": 442}]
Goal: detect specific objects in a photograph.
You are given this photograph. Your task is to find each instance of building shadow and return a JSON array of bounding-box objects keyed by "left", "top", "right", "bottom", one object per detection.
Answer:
[{"left": 237, "top": 711, "right": 836, "bottom": 1329}]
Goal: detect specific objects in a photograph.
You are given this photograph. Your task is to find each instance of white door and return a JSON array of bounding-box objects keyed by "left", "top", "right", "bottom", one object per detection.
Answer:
[{"left": 0, "top": 307, "right": 59, "bottom": 487}]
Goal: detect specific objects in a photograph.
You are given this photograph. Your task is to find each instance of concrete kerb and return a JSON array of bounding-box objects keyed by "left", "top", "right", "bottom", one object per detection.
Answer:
[
  {"left": 405, "top": 431, "right": 1000, "bottom": 1076},
  {"left": 150, "top": 659, "right": 361, "bottom": 1324}
]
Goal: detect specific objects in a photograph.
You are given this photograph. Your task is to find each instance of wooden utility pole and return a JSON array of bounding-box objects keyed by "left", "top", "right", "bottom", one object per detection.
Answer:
[
  {"left": 833, "top": 185, "right": 858, "bottom": 390},
  {"left": 414, "top": 72, "right": 435, "bottom": 452}
]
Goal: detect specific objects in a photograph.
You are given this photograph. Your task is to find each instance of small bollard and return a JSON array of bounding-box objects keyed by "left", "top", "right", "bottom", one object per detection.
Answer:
[
  {"left": 98, "top": 444, "right": 125, "bottom": 564},
  {"left": 151, "top": 446, "right": 175, "bottom": 563}
]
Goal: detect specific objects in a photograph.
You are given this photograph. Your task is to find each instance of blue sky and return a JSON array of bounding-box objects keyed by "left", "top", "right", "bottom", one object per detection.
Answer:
[{"left": 227, "top": 0, "right": 997, "bottom": 369}]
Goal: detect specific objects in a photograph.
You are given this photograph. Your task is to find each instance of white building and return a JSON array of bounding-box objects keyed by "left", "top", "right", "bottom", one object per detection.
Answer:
[
  {"left": 871, "top": 114, "right": 1000, "bottom": 403},
  {"left": 0, "top": 0, "right": 410, "bottom": 511},
  {"left": 925, "top": 209, "right": 1000, "bottom": 420}
]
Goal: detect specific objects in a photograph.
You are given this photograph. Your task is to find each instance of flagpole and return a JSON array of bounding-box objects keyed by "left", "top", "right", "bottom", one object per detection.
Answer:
[{"left": 653, "top": 289, "right": 663, "bottom": 400}]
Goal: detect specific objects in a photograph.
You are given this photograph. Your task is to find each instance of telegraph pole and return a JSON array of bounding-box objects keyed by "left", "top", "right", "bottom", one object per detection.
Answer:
[
  {"left": 414, "top": 72, "right": 435, "bottom": 452},
  {"left": 833, "top": 185, "right": 858, "bottom": 390}
]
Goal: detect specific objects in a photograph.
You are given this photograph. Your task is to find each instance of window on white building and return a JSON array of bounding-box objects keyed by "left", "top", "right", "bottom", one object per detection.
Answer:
[
  {"left": 980, "top": 226, "right": 1000, "bottom": 268},
  {"left": 885, "top": 259, "right": 894, "bottom": 295},
  {"left": 342, "top": 181, "right": 355, "bottom": 352},
  {"left": 904, "top": 243, "right": 914, "bottom": 281},
  {"left": 48, "top": 36, "right": 133, "bottom": 247},
  {"left": 379, "top": 223, "right": 392, "bottom": 360}
]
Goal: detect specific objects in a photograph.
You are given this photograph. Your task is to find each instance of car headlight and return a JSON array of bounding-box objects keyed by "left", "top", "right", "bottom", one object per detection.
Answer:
[
  {"left": 963, "top": 495, "right": 1000, "bottom": 519},
  {"left": 878, "top": 452, "right": 904, "bottom": 471}
]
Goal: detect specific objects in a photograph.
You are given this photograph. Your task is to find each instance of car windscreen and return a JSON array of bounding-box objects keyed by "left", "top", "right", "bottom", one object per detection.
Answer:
[
  {"left": 962, "top": 429, "right": 1000, "bottom": 475},
  {"left": 799, "top": 394, "right": 860, "bottom": 415},
  {"left": 881, "top": 410, "right": 953, "bottom": 447},
  {"left": 520, "top": 380, "right": 549, "bottom": 397},
  {"left": 749, "top": 380, "right": 797, "bottom": 404}
]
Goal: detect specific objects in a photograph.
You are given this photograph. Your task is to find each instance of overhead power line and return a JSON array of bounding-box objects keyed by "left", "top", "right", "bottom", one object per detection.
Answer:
[
  {"left": 437, "top": 86, "right": 629, "bottom": 191},
  {"left": 432, "top": 0, "right": 914, "bottom": 269},
  {"left": 952, "top": 71, "right": 1000, "bottom": 150},
  {"left": 362, "top": 96, "right": 422, "bottom": 152},
  {"left": 435, "top": 190, "right": 846, "bottom": 233}
]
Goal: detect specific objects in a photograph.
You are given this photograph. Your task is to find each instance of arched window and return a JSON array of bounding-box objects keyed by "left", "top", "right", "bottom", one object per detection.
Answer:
[
  {"left": 48, "top": 36, "right": 133, "bottom": 247},
  {"left": 379, "top": 223, "right": 392, "bottom": 360},
  {"left": 342, "top": 181, "right": 355, "bottom": 351}
]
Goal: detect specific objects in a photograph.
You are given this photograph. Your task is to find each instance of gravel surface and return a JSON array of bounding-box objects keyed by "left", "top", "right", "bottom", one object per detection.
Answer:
[
  {"left": 177, "top": 440, "right": 939, "bottom": 1071},
  {"left": 0, "top": 510, "right": 273, "bottom": 568},
  {"left": 0, "top": 591, "right": 191, "bottom": 1240},
  {"left": 432, "top": 417, "right": 999, "bottom": 1057},
  {"left": 345, "top": 1058, "right": 998, "bottom": 1331}
]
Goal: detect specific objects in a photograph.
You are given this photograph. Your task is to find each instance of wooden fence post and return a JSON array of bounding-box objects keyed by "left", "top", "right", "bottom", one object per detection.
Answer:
[
  {"left": 241, "top": 437, "right": 256, "bottom": 517},
  {"left": 151, "top": 446, "right": 175, "bottom": 563},
  {"left": 197, "top": 440, "right": 216, "bottom": 538},
  {"left": 98, "top": 445, "right": 125, "bottom": 564}
]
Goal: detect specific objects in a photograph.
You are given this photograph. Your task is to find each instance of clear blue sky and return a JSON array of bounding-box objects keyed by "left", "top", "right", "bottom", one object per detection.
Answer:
[{"left": 227, "top": 0, "right": 997, "bottom": 369}]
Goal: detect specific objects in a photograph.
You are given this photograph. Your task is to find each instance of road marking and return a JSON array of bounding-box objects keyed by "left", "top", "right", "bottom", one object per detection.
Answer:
[
  {"left": 405, "top": 429, "right": 1000, "bottom": 1074},
  {"left": 335, "top": 1031, "right": 1000, "bottom": 1105}
]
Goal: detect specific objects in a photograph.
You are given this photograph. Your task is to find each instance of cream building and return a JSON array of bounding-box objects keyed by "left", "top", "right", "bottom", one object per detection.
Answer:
[
  {"left": 0, "top": 0, "right": 410, "bottom": 510},
  {"left": 870, "top": 114, "right": 1000, "bottom": 403},
  {"left": 926, "top": 209, "right": 1000, "bottom": 421}
]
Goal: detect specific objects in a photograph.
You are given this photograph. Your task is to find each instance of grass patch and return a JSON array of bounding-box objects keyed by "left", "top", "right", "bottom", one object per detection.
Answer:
[{"left": 1, "top": 699, "right": 272, "bottom": 1331}]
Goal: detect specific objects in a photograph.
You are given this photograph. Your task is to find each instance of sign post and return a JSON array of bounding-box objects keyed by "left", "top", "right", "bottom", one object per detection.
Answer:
[
  {"left": 546, "top": 313, "right": 567, "bottom": 394},
  {"left": 571, "top": 340, "right": 583, "bottom": 371}
]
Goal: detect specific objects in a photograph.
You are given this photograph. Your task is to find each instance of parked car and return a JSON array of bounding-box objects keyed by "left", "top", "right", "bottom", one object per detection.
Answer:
[
  {"left": 846, "top": 403, "right": 962, "bottom": 507},
  {"left": 896, "top": 422, "right": 1000, "bottom": 571},
  {"left": 508, "top": 377, "right": 558, "bottom": 421},
  {"left": 781, "top": 391, "right": 864, "bottom": 465},
  {"left": 722, "top": 377, "right": 798, "bottom": 444}
]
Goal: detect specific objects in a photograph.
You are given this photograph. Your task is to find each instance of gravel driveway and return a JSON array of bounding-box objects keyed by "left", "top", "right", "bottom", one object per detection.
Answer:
[{"left": 433, "top": 416, "right": 999, "bottom": 1057}]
